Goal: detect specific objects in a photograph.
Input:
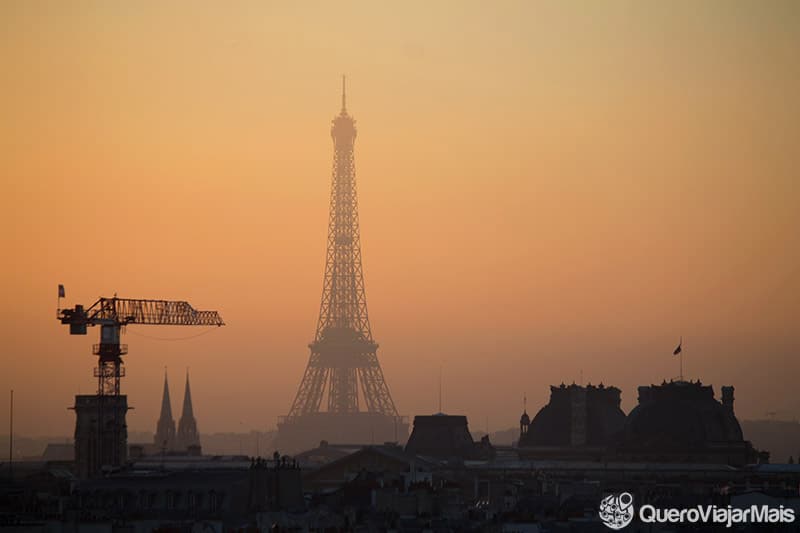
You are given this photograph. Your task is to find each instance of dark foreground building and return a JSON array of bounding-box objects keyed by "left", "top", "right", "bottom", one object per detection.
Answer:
[
  {"left": 72, "top": 394, "right": 128, "bottom": 480},
  {"left": 296, "top": 415, "right": 797, "bottom": 531},
  {"left": 73, "top": 456, "right": 302, "bottom": 523},
  {"left": 2, "top": 408, "right": 796, "bottom": 531},
  {"left": 0, "top": 455, "right": 303, "bottom": 531},
  {"left": 518, "top": 380, "right": 762, "bottom": 467},
  {"left": 405, "top": 414, "right": 495, "bottom": 460},
  {"left": 615, "top": 380, "right": 760, "bottom": 465}
]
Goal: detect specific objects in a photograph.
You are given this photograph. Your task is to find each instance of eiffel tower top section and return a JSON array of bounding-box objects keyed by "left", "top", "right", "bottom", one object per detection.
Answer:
[
  {"left": 331, "top": 75, "right": 356, "bottom": 146},
  {"left": 315, "top": 75, "right": 372, "bottom": 345}
]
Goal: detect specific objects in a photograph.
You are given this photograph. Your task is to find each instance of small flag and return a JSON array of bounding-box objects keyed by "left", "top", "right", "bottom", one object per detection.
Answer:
[
  {"left": 673, "top": 338, "right": 682, "bottom": 355},
  {"left": 58, "top": 284, "right": 65, "bottom": 298}
]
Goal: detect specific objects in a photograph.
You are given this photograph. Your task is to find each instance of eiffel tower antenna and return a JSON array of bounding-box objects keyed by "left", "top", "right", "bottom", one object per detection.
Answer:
[
  {"left": 341, "top": 74, "right": 347, "bottom": 114},
  {"left": 278, "top": 79, "right": 405, "bottom": 450}
]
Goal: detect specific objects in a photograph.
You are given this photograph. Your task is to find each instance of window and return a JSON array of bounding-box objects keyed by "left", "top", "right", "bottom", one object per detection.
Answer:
[
  {"left": 209, "top": 491, "right": 217, "bottom": 513},
  {"left": 188, "top": 492, "right": 200, "bottom": 511}
]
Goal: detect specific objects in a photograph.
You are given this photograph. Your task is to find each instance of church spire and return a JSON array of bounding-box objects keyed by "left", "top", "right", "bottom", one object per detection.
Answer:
[
  {"left": 154, "top": 369, "right": 176, "bottom": 449},
  {"left": 176, "top": 369, "right": 200, "bottom": 452},
  {"left": 181, "top": 369, "right": 194, "bottom": 420},
  {"left": 161, "top": 370, "right": 173, "bottom": 419}
]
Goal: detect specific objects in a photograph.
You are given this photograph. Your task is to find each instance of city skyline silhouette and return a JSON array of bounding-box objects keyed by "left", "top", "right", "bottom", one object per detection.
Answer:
[{"left": 2, "top": 1, "right": 798, "bottom": 440}]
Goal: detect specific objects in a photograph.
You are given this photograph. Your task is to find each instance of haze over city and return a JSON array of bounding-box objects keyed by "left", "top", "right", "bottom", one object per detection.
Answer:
[{"left": 2, "top": 0, "right": 798, "bottom": 439}]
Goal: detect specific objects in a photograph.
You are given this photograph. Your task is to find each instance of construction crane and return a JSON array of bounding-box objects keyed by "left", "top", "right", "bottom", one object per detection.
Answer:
[
  {"left": 58, "top": 295, "right": 225, "bottom": 396},
  {"left": 56, "top": 291, "right": 224, "bottom": 477}
]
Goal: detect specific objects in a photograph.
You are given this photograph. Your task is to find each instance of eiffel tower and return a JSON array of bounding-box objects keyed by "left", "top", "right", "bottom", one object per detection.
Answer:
[{"left": 276, "top": 78, "right": 408, "bottom": 452}]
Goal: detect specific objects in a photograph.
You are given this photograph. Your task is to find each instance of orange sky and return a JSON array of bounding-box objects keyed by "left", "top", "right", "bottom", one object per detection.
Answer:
[{"left": 1, "top": 1, "right": 798, "bottom": 437}]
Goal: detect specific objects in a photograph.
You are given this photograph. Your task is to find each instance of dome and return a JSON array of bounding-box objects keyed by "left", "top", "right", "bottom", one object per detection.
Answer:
[
  {"left": 520, "top": 384, "right": 626, "bottom": 447},
  {"left": 620, "top": 381, "right": 743, "bottom": 451}
]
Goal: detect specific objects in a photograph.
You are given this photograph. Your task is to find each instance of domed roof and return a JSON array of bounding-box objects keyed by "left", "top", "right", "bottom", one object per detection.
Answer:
[
  {"left": 520, "top": 384, "right": 626, "bottom": 447},
  {"left": 620, "top": 381, "right": 743, "bottom": 450}
]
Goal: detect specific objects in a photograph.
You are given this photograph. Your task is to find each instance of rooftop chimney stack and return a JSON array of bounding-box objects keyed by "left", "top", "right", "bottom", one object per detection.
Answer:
[{"left": 721, "top": 386, "right": 735, "bottom": 414}]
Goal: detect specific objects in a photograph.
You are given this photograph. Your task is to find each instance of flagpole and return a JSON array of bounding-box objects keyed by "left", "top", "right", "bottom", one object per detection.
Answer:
[{"left": 57, "top": 284, "right": 64, "bottom": 318}]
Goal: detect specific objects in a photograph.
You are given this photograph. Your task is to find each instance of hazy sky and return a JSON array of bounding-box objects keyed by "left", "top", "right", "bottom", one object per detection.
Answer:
[{"left": 1, "top": 1, "right": 798, "bottom": 437}]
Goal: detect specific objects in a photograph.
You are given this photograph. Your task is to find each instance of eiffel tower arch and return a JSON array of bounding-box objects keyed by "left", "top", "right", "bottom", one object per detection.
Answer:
[{"left": 275, "top": 79, "right": 408, "bottom": 453}]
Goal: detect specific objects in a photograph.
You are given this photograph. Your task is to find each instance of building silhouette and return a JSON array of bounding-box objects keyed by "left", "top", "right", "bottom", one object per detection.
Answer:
[
  {"left": 72, "top": 394, "right": 128, "bottom": 479},
  {"left": 275, "top": 79, "right": 408, "bottom": 452},
  {"left": 615, "top": 380, "right": 759, "bottom": 465},
  {"left": 69, "top": 456, "right": 303, "bottom": 524},
  {"left": 518, "top": 383, "right": 626, "bottom": 460},
  {"left": 405, "top": 414, "right": 494, "bottom": 460},
  {"left": 518, "top": 380, "right": 763, "bottom": 466}
]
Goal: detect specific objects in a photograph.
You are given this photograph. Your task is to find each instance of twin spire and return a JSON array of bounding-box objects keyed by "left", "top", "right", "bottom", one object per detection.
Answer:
[
  {"left": 154, "top": 370, "right": 175, "bottom": 449},
  {"left": 180, "top": 370, "right": 194, "bottom": 420},
  {"left": 154, "top": 369, "right": 200, "bottom": 452},
  {"left": 160, "top": 370, "right": 173, "bottom": 421}
]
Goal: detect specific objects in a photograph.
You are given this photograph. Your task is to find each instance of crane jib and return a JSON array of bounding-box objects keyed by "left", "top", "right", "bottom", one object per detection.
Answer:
[
  {"left": 61, "top": 297, "right": 225, "bottom": 328},
  {"left": 57, "top": 295, "right": 224, "bottom": 396}
]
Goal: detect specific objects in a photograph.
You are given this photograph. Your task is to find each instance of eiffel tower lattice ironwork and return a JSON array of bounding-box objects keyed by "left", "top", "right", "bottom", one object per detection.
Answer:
[{"left": 285, "top": 77, "right": 399, "bottom": 420}]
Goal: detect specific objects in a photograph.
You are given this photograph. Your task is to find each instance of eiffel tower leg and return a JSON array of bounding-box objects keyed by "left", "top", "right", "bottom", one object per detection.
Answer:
[
  {"left": 287, "top": 353, "right": 328, "bottom": 417},
  {"left": 359, "top": 352, "right": 398, "bottom": 416}
]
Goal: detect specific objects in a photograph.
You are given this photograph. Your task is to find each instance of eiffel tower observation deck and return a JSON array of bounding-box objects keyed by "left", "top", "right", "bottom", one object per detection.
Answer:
[{"left": 276, "top": 79, "right": 408, "bottom": 453}]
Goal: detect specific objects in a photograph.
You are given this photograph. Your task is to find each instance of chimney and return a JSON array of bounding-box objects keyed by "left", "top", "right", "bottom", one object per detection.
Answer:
[{"left": 721, "top": 386, "right": 735, "bottom": 414}]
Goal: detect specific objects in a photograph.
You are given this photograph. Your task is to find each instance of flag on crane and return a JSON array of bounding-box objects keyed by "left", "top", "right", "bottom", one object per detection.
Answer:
[
  {"left": 673, "top": 337, "right": 682, "bottom": 355},
  {"left": 58, "top": 284, "right": 65, "bottom": 298}
]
